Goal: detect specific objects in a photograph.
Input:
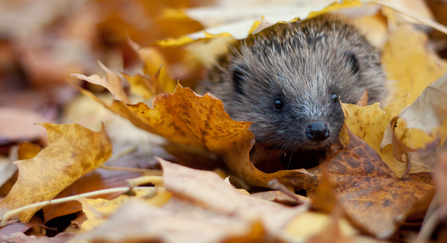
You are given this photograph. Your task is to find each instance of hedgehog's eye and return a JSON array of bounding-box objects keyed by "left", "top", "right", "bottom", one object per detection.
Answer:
[
  {"left": 232, "top": 69, "right": 245, "bottom": 95},
  {"left": 274, "top": 99, "right": 283, "bottom": 110},
  {"left": 346, "top": 51, "right": 359, "bottom": 74},
  {"left": 330, "top": 93, "right": 339, "bottom": 104}
]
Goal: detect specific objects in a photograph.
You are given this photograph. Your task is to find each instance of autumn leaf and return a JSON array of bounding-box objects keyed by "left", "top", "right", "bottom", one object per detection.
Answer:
[
  {"left": 341, "top": 97, "right": 432, "bottom": 176},
  {"left": 301, "top": 129, "right": 434, "bottom": 237},
  {"left": 71, "top": 61, "right": 130, "bottom": 104},
  {"left": 72, "top": 159, "right": 308, "bottom": 242},
  {"left": 397, "top": 71, "right": 447, "bottom": 135},
  {"left": 379, "top": 70, "right": 447, "bottom": 164},
  {"left": 381, "top": 24, "right": 447, "bottom": 105},
  {"left": 77, "top": 188, "right": 172, "bottom": 231},
  {"left": 0, "top": 123, "right": 112, "bottom": 223}
]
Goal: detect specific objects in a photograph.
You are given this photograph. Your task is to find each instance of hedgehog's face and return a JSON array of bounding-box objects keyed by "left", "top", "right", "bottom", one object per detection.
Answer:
[
  {"left": 223, "top": 40, "right": 382, "bottom": 153},
  {"left": 227, "top": 58, "right": 347, "bottom": 153}
]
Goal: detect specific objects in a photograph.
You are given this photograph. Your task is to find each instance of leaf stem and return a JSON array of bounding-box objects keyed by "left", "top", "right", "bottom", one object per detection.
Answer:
[{"left": 0, "top": 186, "right": 152, "bottom": 227}]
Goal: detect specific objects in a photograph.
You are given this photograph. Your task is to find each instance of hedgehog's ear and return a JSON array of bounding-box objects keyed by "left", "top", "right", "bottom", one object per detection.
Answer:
[
  {"left": 344, "top": 51, "right": 359, "bottom": 75},
  {"left": 232, "top": 68, "right": 245, "bottom": 95}
]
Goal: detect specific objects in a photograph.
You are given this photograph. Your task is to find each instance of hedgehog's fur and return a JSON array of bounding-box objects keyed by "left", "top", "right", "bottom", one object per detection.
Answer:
[{"left": 197, "top": 15, "right": 387, "bottom": 160}]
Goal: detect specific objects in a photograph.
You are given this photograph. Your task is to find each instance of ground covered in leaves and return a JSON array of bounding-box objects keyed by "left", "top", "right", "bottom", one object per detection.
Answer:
[{"left": 1, "top": 0, "right": 447, "bottom": 242}]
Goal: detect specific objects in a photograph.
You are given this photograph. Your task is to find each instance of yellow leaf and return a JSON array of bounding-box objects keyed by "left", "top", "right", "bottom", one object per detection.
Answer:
[
  {"left": 137, "top": 47, "right": 176, "bottom": 94},
  {"left": 342, "top": 97, "right": 431, "bottom": 176},
  {"left": 381, "top": 25, "right": 447, "bottom": 105},
  {"left": 285, "top": 212, "right": 357, "bottom": 239},
  {"left": 0, "top": 123, "right": 112, "bottom": 223}
]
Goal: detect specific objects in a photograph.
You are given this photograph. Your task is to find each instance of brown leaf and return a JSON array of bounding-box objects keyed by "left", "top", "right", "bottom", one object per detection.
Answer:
[
  {"left": 0, "top": 123, "right": 112, "bottom": 223},
  {"left": 303, "top": 129, "right": 434, "bottom": 237}
]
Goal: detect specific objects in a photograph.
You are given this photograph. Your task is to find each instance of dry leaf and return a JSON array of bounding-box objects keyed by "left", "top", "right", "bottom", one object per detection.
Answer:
[
  {"left": 381, "top": 24, "right": 447, "bottom": 105},
  {"left": 72, "top": 159, "right": 308, "bottom": 242},
  {"left": 398, "top": 71, "right": 447, "bottom": 134},
  {"left": 77, "top": 188, "right": 172, "bottom": 231},
  {"left": 160, "top": 159, "right": 308, "bottom": 233},
  {"left": 302, "top": 129, "right": 434, "bottom": 237},
  {"left": 0, "top": 123, "right": 112, "bottom": 223},
  {"left": 72, "top": 198, "right": 263, "bottom": 243},
  {"left": 285, "top": 211, "right": 357, "bottom": 240},
  {"left": 341, "top": 97, "right": 428, "bottom": 176},
  {"left": 71, "top": 61, "right": 130, "bottom": 104}
]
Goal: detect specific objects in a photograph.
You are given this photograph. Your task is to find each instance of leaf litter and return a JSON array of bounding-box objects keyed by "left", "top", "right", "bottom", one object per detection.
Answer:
[{"left": 1, "top": 0, "right": 447, "bottom": 242}]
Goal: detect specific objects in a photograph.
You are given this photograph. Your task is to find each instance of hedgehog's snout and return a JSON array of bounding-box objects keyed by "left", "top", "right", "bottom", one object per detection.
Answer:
[{"left": 305, "top": 121, "right": 330, "bottom": 142}]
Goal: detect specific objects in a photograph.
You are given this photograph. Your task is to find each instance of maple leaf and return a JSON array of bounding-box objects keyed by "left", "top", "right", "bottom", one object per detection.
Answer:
[
  {"left": 0, "top": 123, "right": 112, "bottom": 223},
  {"left": 300, "top": 129, "right": 434, "bottom": 237}
]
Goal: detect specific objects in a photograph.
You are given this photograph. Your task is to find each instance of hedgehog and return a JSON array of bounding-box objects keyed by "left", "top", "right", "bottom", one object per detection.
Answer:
[{"left": 197, "top": 15, "right": 388, "bottom": 169}]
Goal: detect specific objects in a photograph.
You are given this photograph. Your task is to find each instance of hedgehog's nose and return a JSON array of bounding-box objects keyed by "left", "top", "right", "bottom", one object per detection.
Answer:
[{"left": 306, "top": 121, "right": 330, "bottom": 141}]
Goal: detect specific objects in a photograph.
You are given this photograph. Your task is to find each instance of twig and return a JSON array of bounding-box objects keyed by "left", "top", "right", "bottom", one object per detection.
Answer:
[
  {"left": 100, "top": 165, "right": 162, "bottom": 176},
  {"left": 0, "top": 186, "right": 154, "bottom": 227}
]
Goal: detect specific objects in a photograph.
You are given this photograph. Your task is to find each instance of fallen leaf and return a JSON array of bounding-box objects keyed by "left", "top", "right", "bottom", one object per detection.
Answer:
[
  {"left": 41, "top": 167, "right": 142, "bottom": 223},
  {"left": 285, "top": 211, "right": 357, "bottom": 240},
  {"left": 0, "top": 123, "right": 112, "bottom": 223},
  {"left": 305, "top": 207, "right": 354, "bottom": 243},
  {"left": 397, "top": 71, "right": 447, "bottom": 135},
  {"left": 159, "top": 159, "right": 308, "bottom": 232},
  {"left": 341, "top": 97, "right": 430, "bottom": 176},
  {"left": 71, "top": 61, "right": 130, "bottom": 104},
  {"left": 77, "top": 188, "right": 172, "bottom": 231},
  {"left": 302, "top": 129, "right": 434, "bottom": 237},
  {"left": 122, "top": 72, "right": 162, "bottom": 98},
  {"left": 135, "top": 46, "right": 176, "bottom": 94},
  {"left": 17, "top": 143, "right": 41, "bottom": 160},
  {"left": 381, "top": 24, "right": 447, "bottom": 105},
  {"left": 72, "top": 198, "right": 265, "bottom": 243}
]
